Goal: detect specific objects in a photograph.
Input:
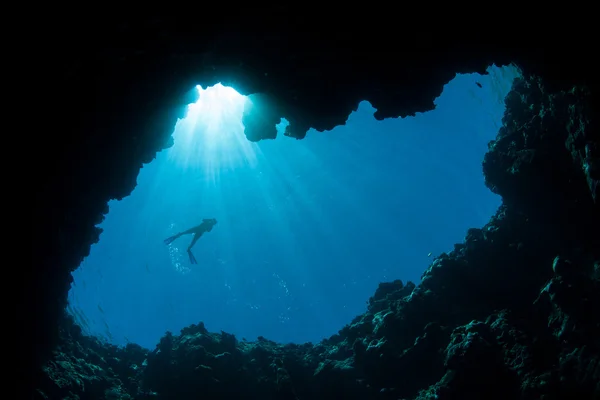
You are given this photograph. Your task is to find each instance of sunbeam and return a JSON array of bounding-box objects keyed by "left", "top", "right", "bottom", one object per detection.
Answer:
[{"left": 168, "top": 84, "right": 257, "bottom": 175}]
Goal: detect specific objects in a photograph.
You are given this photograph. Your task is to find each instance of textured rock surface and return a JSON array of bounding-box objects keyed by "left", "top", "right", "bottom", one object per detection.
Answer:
[{"left": 34, "top": 76, "right": 600, "bottom": 399}]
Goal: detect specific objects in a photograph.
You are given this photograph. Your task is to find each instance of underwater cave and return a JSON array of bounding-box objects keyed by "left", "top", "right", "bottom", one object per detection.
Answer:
[
  {"left": 32, "top": 16, "right": 599, "bottom": 400},
  {"left": 67, "top": 66, "right": 519, "bottom": 349}
]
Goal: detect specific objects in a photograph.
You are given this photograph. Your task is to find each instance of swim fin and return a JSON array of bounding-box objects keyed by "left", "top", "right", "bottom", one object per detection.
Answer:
[
  {"left": 188, "top": 249, "right": 198, "bottom": 264},
  {"left": 164, "top": 235, "right": 179, "bottom": 245}
]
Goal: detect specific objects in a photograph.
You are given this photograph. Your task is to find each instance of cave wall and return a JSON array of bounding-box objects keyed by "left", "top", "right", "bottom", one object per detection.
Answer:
[
  {"left": 36, "top": 76, "right": 600, "bottom": 399},
  {"left": 31, "top": 14, "right": 597, "bottom": 389}
]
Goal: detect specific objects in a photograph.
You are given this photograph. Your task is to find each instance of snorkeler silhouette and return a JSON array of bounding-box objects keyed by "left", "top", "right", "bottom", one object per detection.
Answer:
[{"left": 163, "top": 218, "right": 218, "bottom": 264}]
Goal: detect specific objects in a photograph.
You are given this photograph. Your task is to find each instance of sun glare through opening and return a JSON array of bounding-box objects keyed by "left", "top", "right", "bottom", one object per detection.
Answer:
[{"left": 167, "top": 84, "right": 256, "bottom": 173}]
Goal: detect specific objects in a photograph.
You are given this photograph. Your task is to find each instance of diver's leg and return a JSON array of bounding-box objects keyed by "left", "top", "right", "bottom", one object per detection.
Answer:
[
  {"left": 186, "top": 233, "right": 202, "bottom": 264},
  {"left": 181, "top": 225, "right": 201, "bottom": 235},
  {"left": 163, "top": 232, "right": 182, "bottom": 245},
  {"left": 188, "top": 249, "right": 198, "bottom": 264},
  {"left": 187, "top": 233, "right": 202, "bottom": 251}
]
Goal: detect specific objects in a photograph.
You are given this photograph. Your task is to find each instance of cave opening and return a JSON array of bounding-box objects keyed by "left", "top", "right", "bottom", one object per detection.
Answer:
[{"left": 67, "top": 65, "right": 521, "bottom": 349}]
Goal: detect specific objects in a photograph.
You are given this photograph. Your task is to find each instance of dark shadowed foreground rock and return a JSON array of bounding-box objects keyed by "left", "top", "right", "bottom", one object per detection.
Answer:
[
  {"left": 32, "top": 18, "right": 597, "bottom": 381},
  {"left": 36, "top": 76, "right": 599, "bottom": 399}
]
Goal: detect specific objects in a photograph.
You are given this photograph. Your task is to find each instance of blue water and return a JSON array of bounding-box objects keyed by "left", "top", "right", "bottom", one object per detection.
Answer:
[{"left": 68, "top": 65, "right": 520, "bottom": 349}]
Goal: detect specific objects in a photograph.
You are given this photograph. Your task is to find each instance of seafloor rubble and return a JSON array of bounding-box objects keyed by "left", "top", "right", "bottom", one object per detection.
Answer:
[{"left": 36, "top": 76, "right": 599, "bottom": 399}]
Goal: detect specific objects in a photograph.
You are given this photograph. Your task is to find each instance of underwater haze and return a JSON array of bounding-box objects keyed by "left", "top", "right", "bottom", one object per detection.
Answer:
[{"left": 68, "top": 65, "right": 520, "bottom": 349}]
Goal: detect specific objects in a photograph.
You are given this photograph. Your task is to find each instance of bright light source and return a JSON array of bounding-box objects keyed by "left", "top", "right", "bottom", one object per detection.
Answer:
[
  {"left": 167, "top": 83, "right": 257, "bottom": 173},
  {"left": 187, "top": 84, "right": 246, "bottom": 136}
]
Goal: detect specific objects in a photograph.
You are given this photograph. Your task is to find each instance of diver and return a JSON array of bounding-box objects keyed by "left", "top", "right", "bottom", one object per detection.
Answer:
[{"left": 163, "top": 218, "right": 217, "bottom": 264}]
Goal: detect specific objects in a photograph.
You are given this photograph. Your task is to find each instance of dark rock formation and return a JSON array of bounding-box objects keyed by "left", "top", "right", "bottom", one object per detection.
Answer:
[
  {"left": 36, "top": 315, "right": 148, "bottom": 400},
  {"left": 34, "top": 75, "right": 599, "bottom": 399}
]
